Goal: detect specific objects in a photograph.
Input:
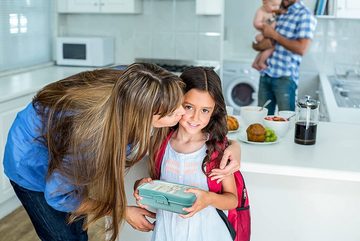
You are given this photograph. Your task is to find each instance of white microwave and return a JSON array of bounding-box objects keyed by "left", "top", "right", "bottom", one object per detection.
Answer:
[{"left": 56, "top": 36, "right": 114, "bottom": 67}]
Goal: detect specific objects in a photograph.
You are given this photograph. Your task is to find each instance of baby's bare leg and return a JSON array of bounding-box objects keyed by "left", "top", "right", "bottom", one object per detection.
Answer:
[
  {"left": 258, "top": 48, "right": 275, "bottom": 70},
  {"left": 252, "top": 53, "right": 262, "bottom": 71}
]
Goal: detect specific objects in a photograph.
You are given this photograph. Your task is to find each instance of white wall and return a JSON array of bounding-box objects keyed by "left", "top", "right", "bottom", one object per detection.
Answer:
[
  {"left": 311, "top": 18, "right": 360, "bottom": 73},
  {"left": 57, "top": 0, "right": 222, "bottom": 64},
  {"left": 223, "top": 0, "right": 258, "bottom": 60}
]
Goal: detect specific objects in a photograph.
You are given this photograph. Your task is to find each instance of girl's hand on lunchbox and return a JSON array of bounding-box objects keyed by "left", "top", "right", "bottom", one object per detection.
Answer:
[
  {"left": 180, "top": 188, "right": 210, "bottom": 218},
  {"left": 133, "top": 177, "right": 153, "bottom": 208}
]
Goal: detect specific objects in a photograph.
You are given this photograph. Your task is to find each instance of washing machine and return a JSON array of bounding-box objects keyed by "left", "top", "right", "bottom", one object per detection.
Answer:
[{"left": 222, "top": 60, "right": 259, "bottom": 114}]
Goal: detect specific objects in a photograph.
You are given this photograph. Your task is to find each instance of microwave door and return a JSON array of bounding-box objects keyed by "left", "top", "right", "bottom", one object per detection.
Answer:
[
  {"left": 58, "top": 42, "right": 91, "bottom": 66},
  {"left": 63, "top": 43, "right": 86, "bottom": 60}
]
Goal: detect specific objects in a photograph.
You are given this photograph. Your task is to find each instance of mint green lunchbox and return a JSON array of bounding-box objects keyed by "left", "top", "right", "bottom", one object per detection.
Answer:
[{"left": 138, "top": 180, "right": 196, "bottom": 215}]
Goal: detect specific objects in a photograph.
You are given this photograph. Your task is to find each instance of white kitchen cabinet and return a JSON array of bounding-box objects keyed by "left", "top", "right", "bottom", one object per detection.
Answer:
[
  {"left": 196, "top": 0, "right": 223, "bottom": 15},
  {"left": 335, "top": 0, "right": 360, "bottom": 18},
  {"left": 0, "top": 94, "right": 34, "bottom": 219},
  {"left": 246, "top": 172, "right": 360, "bottom": 241},
  {"left": 57, "top": 0, "right": 142, "bottom": 14}
]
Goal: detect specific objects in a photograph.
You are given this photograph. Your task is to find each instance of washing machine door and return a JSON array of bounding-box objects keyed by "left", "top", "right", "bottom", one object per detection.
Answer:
[{"left": 226, "top": 79, "right": 257, "bottom": 109}]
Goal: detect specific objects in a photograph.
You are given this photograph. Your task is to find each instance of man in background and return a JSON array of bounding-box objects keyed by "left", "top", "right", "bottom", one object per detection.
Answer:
[{"left": 258, "top": 0, "right": 317, "bottom": 115}]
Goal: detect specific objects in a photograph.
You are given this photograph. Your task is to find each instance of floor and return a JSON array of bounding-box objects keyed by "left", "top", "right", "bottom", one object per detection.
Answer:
[{"left": 0, "top": 206, "right": 105, "bottom": 241}]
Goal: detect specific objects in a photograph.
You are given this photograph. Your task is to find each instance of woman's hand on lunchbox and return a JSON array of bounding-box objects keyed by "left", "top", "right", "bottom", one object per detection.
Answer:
[
  {"left": 125, "top": 206, "right": 156, "bottom": 232},
  {"left": 133, "top": 177, "right": 153, "bottom": 208},
  {"left": 179, "top": 188, "right": 210, "bottom": 218}
]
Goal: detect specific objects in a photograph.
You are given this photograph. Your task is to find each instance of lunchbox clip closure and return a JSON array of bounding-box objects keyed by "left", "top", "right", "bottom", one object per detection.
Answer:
[{"left": 154, "top": 195, "right": 169, "bottom": 205}]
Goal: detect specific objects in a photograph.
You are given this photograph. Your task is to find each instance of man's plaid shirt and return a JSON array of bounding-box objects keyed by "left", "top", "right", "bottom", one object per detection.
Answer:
[{"left": 262, "top": 1, "right": 317, "bottom": 85}]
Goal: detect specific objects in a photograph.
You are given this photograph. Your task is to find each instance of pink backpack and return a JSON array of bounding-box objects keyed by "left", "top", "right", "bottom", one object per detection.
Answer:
[{"left": 154, "top": 131, "right": 251, "bottom": 241}]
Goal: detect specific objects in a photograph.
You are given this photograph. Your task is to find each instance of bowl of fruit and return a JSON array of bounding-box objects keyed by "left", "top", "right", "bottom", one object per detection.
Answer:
[{"left": 263, "top": 116, "right": 290, "bottom": 138}]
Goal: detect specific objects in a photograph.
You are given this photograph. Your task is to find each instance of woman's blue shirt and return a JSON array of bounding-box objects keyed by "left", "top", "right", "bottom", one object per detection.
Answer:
[{"left": 3, "top": 103, "right": 131, "bottom": 212}]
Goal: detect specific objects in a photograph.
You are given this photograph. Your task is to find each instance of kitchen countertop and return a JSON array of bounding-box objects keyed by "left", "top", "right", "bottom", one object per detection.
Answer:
[
  {"left": 228, "top": 121, "right": 360, "bottom": 182},
  {"left": 319, "top": 73, "right": 360, "bottom": 123},
  {"left": 1, "top": 65, "right": 359, "bottom": 182},
  {"left": 0, "top": 65, "right": 95, "bottom": 103}
]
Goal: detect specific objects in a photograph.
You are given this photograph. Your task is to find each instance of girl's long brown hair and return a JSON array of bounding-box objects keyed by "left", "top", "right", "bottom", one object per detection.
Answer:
[
  {"left": 180, "top": 67, "right": 229, "bottom": 173},
  {"left": 33, "top": 63, "right": 184, "bottom": 241}
]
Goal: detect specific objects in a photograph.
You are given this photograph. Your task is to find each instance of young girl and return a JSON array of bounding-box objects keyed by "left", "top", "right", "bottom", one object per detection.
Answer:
[{"left": 135, "top": 67, "right": 239, "bottom": 241}]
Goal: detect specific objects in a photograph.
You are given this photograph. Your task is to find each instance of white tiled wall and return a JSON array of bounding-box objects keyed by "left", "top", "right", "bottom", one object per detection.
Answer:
[
  {"left": 175, "top": 33, "right": 197, "bottom": 60},
  {"left": 315, "top": 19, "right": 360, "bottom": 73},
  {"left": 57, "top": 0, "right": 222, "bottom": 64},
  {"left": 223, "top": 0, "right": 258, "bottom": 61}
]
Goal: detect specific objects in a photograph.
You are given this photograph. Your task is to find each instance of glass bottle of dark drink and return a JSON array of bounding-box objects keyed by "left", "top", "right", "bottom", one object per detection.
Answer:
[{"left": 294, "top": 96, "right": 319, "bottom": 145}]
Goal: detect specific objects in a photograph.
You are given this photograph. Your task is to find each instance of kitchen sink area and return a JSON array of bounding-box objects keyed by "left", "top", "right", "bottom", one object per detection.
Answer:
[
  {"left": 318, "top": 64, "right": 360, "bottom": 124},
  {"left": 328, "top": 74, "right": 360, "bottom": 108}
]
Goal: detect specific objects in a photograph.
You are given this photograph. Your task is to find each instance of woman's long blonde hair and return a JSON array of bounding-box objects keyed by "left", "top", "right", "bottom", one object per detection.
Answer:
[{"left": 33, "top": 63, "right": 184, "bottom": 240}]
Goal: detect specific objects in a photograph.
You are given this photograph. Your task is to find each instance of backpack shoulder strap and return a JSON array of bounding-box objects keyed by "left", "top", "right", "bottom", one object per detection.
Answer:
[
  {"left": 154, "top": 130, "right": 174, "bottom": 179},
  {"left": 206, "top": 147, "right": 250, "bottom": 241},
  {"left": 216, "top": 208, "right": 237, "bottom": 240},
  {"left": 206, "top": 147, "right": 238, "bottom": 241},
  {"left": 235, "top": 171, "right": 249, "bottom": 209},
  {"left": 206, "top": 148, "right": 223, "bottom": 194}
]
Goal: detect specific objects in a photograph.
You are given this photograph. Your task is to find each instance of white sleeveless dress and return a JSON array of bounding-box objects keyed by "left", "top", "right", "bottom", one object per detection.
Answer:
[{"left": 150, "top": 142, "right": 233, "bottom": 241}]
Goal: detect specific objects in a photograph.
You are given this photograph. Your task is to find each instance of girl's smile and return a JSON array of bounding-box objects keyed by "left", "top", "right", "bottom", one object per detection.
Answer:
[{"left": 179, "top": 89, "right": 215, "bottom": 135}]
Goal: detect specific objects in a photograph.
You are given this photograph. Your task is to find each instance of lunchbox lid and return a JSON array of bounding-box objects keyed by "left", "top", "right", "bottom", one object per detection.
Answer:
[{"left": 138, "top": 180, "right": 196, "bottom": 206}]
